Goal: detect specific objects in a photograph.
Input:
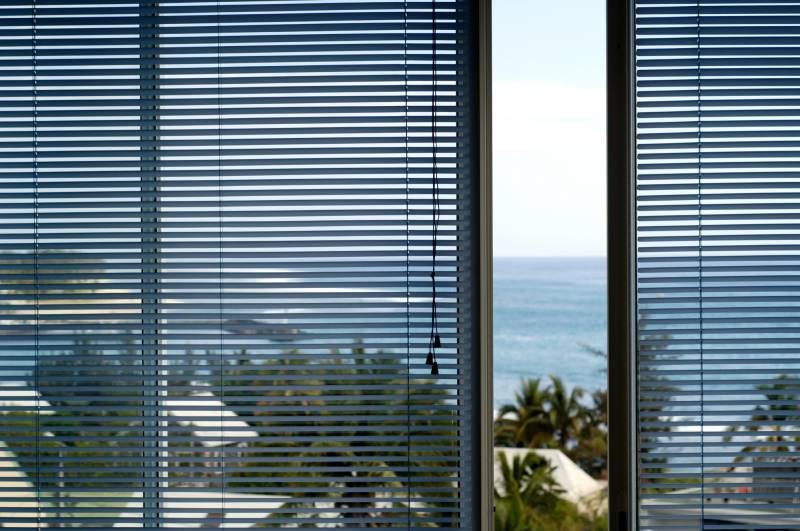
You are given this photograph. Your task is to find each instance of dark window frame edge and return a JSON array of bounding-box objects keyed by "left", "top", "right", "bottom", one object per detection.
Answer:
[
  {"left": 607, "top": 0, "right": 636, "bottom": 529},
  {"left": 467, "top": 0, "right": 493, "bottom": 529}
]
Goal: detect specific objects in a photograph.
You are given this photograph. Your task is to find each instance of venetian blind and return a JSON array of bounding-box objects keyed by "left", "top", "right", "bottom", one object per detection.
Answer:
[
  {"left": 636, "top": 1, "right": 800, "bottom": 529},
  {"left": 0, "top": 1, "right": 478, "bottom": 528}
]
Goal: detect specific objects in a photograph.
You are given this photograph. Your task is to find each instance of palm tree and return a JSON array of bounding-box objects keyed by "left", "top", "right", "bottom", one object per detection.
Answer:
[
  {"left": 494, "top": 378, "right": 555, "bottom": 448},
  {"left": 546, "top": 376, "right": 585, "bottom": 450},
  {"left": 494, "top": 374, "right": 611, "bottom": 480},
  {"left": 239, "top": 343, "right": 459, "bottom": 527},
  {"left": 494, "top": 451, "right": 562, "bottom": 531},
  {"left": 494, "top": 451, "right": 607, "bottom": 531},
  {"left": 724, "top": 375, "right": 800, "bottom": 468},
  {"left": 572, "top": 389, "right": 608, "bottom": 478},
  {"left": 716, "top": 375, "right": 800, "bottom": 507}
]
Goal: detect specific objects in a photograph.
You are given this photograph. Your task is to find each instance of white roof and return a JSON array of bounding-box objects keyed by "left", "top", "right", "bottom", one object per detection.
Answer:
[
  {"left": 112, "top": 491, "right": 288, "bottom": 528},
  {"left": 164, "top": 392, "right": 259, "bottom": 447},
  {"left": 0, "top": 383, "right": 53, "bottom": 414},
  {"left": 0, "top": 441, "right": 282, "bottom": 529},
  {"left": 494, "top": 447, "right": 605, "bottom": 506},
  {"left": 0, "top": 440, "right": 39, "bottom": 527}
]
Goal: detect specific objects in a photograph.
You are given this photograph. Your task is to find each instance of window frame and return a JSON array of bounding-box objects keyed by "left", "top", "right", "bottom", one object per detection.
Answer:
[
  {"left": 472, "top": 0, "right": 494, "bottom": 527},
  {"left": 607, "top": 0, "right": 636, "bottom": 529},
  {"left": 0, "top": 0, "right": 495, "bottom": 527},
  {"left": 471, "top": 0, "right": 494, "bottom": 528}
]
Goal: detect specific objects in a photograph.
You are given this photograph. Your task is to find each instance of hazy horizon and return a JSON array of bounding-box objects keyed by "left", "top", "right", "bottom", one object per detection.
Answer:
[{"left": 493, "top": 254, "right": 606, "bottom": 259}]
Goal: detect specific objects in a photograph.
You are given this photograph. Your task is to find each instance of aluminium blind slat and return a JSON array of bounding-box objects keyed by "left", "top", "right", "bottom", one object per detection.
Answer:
[
  {"left": 0, "top": 86, "right": 454, "bottom": 96},
  {"left": 636, "top": 1, "right": 800, "bottom": 528},
  {"left": 0, "top": 0, "right": 475, "bottom": 529},
  {"left": 0, "top": 54, "right": 458, "bottom": 66}
]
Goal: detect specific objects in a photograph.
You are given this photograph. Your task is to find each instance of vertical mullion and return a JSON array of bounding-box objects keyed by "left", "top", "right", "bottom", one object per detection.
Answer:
[
  {"left": 139, "top": 2, "right": 161, "bottom": 527},
  {"left": 466, "top": 0, "right": 492, "bottom": 529},
  {"left": 403, "top": 0, "right": 411, "bottom": 525},
  {"left": 607, "top": 0, "right": 636, "bottom": 529}
]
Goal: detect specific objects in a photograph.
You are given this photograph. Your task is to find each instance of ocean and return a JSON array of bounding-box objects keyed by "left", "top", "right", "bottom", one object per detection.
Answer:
[
  {"left": 2, "top": 256, "right": 608, "bottom": 412},
  {"left": 493, "top": 256, "right": 607, "bottom": 409}
]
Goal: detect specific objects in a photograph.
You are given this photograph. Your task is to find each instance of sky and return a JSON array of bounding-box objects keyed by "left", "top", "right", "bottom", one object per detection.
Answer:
[{"left": 493, "top": 0, "right": 606, "bottom": 257}]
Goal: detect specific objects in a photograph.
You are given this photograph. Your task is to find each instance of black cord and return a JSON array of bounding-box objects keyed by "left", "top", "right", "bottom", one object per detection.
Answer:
[{"left": 427, "top": 0, "right": 440, "bottom": 376}]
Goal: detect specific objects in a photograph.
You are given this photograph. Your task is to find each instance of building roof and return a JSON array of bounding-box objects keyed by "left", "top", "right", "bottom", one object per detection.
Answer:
[
  {"left": 113, "top": 491, "right": 289, "bottom": 529},
  {"left": 0, "top": 383, "right": 53, "bottom": 414},
  {"left": 164, "top": 392, "right": 259, "bottom": 447},
  {"left": 0, "top": 440, "right": 38, "bottom": 527},
  {"left": 494, "top": 447, "right": 606, "bottom": 507}
]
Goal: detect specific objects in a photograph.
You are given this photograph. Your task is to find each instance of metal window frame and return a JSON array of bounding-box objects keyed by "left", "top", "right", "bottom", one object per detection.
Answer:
[
  {"left": 138, "top": 3, "right": 163, "bottom": 525},
  {"left": 14, "top": 0, "right": 495, "bottom": 525},
  {"left": 468, "top": 0, "right": 493, "bottom": 529},
  {"left": 607, "top": 0, "right": 636, "bottom": 529}
]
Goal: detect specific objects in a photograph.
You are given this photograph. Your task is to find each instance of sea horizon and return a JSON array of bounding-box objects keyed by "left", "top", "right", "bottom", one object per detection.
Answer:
[{"left": 493, "top": 256, "right": 607, "bottom": 409}]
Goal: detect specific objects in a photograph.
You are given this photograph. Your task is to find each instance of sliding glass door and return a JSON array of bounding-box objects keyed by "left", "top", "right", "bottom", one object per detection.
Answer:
[
  {"left": 616, "top": 1, "right": 800, "bottom": 529},
  {"left": 0, "top": 2, "right": 487, "bottom": 528}
]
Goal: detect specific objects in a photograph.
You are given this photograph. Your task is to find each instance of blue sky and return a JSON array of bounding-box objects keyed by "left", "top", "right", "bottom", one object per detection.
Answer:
[{"left": 493, "top": 0, "right": 606, "bottom": 257}]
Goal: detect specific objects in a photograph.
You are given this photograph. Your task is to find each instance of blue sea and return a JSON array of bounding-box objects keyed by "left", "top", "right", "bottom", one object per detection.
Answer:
[{"left": 493, "top": 256, "right": 607, "bottom": 410}]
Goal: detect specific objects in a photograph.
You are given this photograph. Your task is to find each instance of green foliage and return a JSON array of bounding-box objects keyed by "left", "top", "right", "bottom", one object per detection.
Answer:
[
  {"left": 494, "top": 378, "right": 555, "bottom": 448},
  {"left": 571, "top": 389, "right": 608, "bottom": 479},
  {"left": 635, "top": 316, "right": 680, "bottom": 492},
  {"left": 493, "top": 375, "right": 609, "bottom": 530},
  {"left": 2, "top": 339, "right": 147, "bottom": 491},
  {"left": 493, "top": 452, "right": 607, "bottom": 531},
  {"left": 227, "top": 343, "right": 460, "bottom": 526},
  {"left": 3, "top": 339, "right": 461, "bottom": 526},
  {"left": 724, "top": 374, "right": 800, "bottom": 465},
  {"left": 493, "top": 376, "right": 607, "bottom": 478}
]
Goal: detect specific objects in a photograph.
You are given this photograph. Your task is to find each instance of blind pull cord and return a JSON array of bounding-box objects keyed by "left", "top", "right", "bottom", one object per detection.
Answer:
[{"left": 426, "top": 0, "right": 440, "bottom": 376}]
